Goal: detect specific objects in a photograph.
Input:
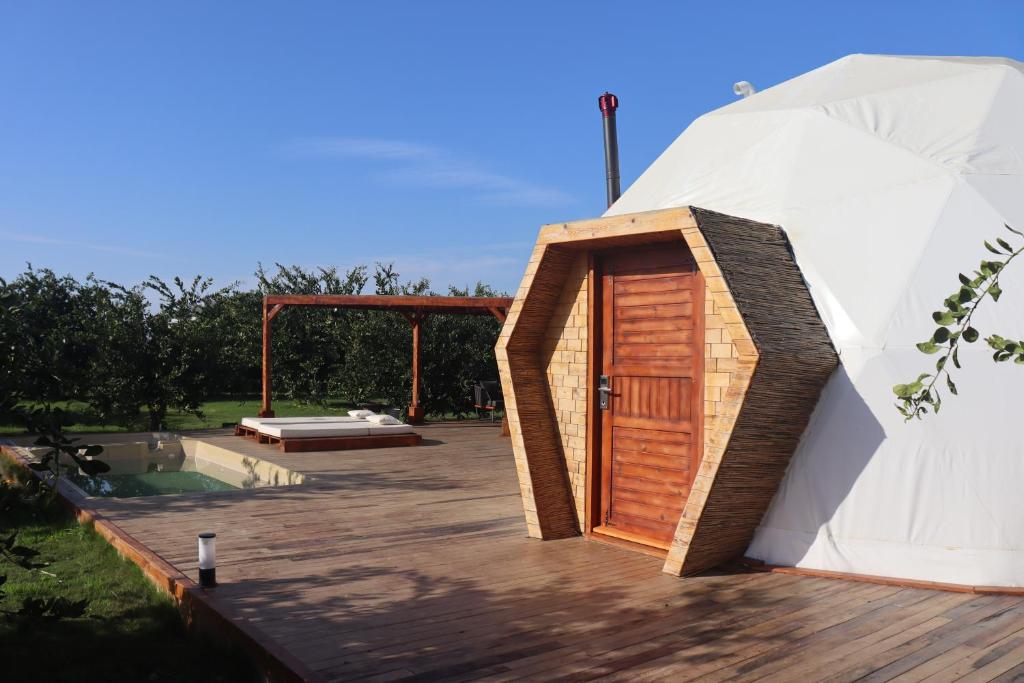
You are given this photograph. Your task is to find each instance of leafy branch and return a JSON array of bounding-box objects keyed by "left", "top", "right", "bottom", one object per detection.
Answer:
[
  {"left": 20, "top": 407, "right": 109, "bottom": 490},
  {"left": 894, "top": 224, "right": 1024, "bottom": 420}
]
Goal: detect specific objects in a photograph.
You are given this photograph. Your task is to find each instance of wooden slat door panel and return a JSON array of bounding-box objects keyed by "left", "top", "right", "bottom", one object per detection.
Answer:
[{"left": 596, "top": 243, "right": 703, "bottom": 550}]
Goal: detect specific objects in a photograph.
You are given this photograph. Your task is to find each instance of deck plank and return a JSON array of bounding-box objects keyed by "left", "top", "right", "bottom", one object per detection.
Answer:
[{"left": 33, "top": 422, "right": 1024, "bottom": 682}]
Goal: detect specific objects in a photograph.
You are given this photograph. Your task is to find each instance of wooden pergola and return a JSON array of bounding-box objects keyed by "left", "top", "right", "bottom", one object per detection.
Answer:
[{"left": 259, "top": 295, "right": 512, "bottom": 423}]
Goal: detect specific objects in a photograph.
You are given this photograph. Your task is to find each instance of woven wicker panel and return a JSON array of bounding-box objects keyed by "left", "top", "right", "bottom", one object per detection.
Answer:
[{"left": 666, "top": 208, "right": 839, "bottom": 575}]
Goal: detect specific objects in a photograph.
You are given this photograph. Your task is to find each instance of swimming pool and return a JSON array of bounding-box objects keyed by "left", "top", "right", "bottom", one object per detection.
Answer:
[{"left": 23, "top": 435, "right": 305, "bottom": 499}]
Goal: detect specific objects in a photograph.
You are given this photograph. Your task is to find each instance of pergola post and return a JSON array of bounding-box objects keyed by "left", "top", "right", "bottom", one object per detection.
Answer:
[
  {"left": 260, "top": 300, "right": 273, "bottom": 417},
  {"left": 406, "top": 312, "right": 426, "bottom": 424},
  {"left": 260, "top": 300, "right": 285, "bottom": 418}
]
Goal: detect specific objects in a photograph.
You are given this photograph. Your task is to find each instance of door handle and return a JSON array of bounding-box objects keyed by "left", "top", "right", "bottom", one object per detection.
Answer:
[{"left": 598, "top": 375, "right": 612, "bottom": 410}]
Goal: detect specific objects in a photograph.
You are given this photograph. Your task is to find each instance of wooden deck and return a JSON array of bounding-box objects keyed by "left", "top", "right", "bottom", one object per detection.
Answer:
[{"left": 67, "top": 423, "right": 1024, "bottom": 681}]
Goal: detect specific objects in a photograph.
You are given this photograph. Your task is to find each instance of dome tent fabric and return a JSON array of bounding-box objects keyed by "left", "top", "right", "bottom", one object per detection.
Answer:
[{"left": 606, "top": 54, "right": 1024, "bottom": 587}]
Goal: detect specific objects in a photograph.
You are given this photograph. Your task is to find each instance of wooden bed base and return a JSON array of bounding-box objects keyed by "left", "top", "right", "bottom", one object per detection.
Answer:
[{"left": 233, "top": 424, "right": 422, "bottom": 453}]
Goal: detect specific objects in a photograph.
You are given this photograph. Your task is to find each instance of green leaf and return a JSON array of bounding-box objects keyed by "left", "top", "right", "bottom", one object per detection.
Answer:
[
  {"left": 989, "top": 283, "right": 1003, "bottom": 302},
  {"left": 81, "top": 444, "right": 104, "bottom": 457},
  {"left": 958, "top": 273, "right": 972, "bottom": 286},
  {"left": 1006, "top": 223, "right": 1024, "bottom": 237},
  {"left": 946, "top": 375, "right": 958, "bottom": 395},
  {"left": 985, "top": 240, "right": 1002, "bottom": 255},
  {"left": 958, "top": 287, "right": 976, "bottom": 304},
  {"left": 936, "top": 356, "right": 947, "bottom": 372},
  {"left": 952, "top": 347, "right": 961, "bottom": 369},
  {"left": 932, "top": 311, "right": 955, "bottom": 325},
  {"left": 997, "top": 238, "right": 1014, "bottom": 253},
  {"left": 896, "top": 377, "right": 927, "bottom": 398},
  {"left": 916, "top": 341, "right": 940, "bottom": 354},
  {"left": 963, "top": 327, "right": 980, "bottom": 343},
  {"left": 932, "top": 327, "right": 951, "bottom": 343}
]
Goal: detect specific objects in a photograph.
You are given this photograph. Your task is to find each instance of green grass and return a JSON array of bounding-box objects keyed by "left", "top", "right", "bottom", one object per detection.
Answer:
[
  {"left": 0, "top": 398, "right": 355, "bottom": 435},
  {"left": 0, "top": 486, "right": 254, "bottom": 682}
]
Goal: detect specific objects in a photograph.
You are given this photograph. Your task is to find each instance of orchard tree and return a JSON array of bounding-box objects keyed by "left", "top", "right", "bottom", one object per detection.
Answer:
[
  {"left": 0, "top": 278, "right": 24, "bottom": 421},
  {"left": 88, "top": 276, "right": 232, "bottom": 430},
  {"left": 255, "top": 262, "right": 369, "bottom": 403}
]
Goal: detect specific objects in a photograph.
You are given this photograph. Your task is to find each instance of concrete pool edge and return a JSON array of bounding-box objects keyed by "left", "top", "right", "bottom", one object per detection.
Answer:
[{"left": 1, "top": 441, "right": 326, "bottom": 683}]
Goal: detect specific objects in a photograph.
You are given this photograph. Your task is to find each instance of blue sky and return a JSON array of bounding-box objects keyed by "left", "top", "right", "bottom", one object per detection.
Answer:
[{"left": 2, "top": 1, "right": 1021, "bottom": 294}]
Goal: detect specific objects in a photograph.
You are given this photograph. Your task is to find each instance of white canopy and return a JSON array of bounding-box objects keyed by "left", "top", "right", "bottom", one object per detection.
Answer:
[{"left": 608, "top": 54, "right": 1024, "bottom": 586}]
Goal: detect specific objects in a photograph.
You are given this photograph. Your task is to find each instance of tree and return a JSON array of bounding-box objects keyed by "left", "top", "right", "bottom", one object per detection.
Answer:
[
  {"left": 420, "top": 283, "right": 503, "bottom": 417},
  {"left": 255, "top": 262, "right": 369, "bottom": 403},
  {"left": 894, "top": 224, "right": 1024, "bottom": 420},
  {"left": 87, "top": 276, "right": 233, "bottom": 430},
  {"left": 336, "top": 264, "right": 426, "bottom": 408},
  {"left": 1, "top": 267, "right": 99, "bottom": 406},
  {"left": 0, "top": 278, "right": 24, "bottom": 422}
]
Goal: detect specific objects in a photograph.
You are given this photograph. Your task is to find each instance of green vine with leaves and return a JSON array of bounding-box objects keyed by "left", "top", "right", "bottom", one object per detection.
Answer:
[{"left": 894, "top": 224, "right": 1024, "bottom": 420}]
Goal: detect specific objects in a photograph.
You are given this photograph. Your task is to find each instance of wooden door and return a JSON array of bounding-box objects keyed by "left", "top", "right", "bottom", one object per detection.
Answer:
[{"left": 595, "top": 242, "right": 703, "bottom": 550}]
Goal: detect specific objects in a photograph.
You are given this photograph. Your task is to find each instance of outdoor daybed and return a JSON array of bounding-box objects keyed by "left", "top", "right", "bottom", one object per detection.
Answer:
[{"left": 235, "top": 415, "right": 422, "bottom": 452}]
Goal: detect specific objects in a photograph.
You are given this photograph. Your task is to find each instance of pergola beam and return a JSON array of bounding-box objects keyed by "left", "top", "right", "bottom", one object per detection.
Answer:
[
  {"left": 263, "top": 294, "right": 511, "bottom": 316},
  {"left": 258, "top": 294, "right": 511, "bottom": 420}
]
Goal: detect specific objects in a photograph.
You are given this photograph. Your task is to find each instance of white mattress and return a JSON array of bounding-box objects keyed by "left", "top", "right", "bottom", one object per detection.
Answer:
[
  {"left": 258, "top": 421, "right": 416, "bottom": 439},
  {"left": 259, "top": 422, "right": 371, "bottom": 439},
  {"left": 241, "top": 416, "right": 361, "bottom": 429}
]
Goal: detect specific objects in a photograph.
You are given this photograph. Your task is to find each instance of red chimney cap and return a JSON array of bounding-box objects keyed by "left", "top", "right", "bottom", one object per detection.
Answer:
[{"left": 598, "top": 92, "right": 619, "bottom": 117}]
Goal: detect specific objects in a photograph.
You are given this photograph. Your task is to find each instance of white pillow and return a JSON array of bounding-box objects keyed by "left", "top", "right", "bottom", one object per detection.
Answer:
[
  {"left": 348, "top": 409, "right": 375, "bottom": 418},
  {"left": 365, "top": 414, "right": 401, "bottom": 425}
]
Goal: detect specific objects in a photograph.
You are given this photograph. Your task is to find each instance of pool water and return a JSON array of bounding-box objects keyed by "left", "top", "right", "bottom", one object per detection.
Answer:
[
  {"left": 68, "top": 471, "right": 239, "bottom": 498},
  {"left": 24, "top": 435, "right": 305, "bottom": 499}
]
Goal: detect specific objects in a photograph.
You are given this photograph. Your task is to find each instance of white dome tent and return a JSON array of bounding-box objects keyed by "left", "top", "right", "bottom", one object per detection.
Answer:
[{"left": 607, "top": 54, "right": 1024, "bottom": 587}]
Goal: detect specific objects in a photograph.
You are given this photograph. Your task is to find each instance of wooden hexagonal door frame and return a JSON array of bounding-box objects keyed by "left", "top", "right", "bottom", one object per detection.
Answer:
[{"left": 496, "top": 207, "right": 837, "bottom": 576}]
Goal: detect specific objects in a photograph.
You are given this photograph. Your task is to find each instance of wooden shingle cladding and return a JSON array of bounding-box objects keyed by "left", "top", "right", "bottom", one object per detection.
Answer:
[
  {"left": 665, "top": 208, "right": 839, "bottom": 575},
  {"left": 497, "top": 206, "right": 838, "bottom": 574}
]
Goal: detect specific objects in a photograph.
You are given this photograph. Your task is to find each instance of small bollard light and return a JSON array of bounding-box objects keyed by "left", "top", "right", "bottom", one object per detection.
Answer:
[{"left": 198, "top": 532, "right": 217, "bottom": 588}]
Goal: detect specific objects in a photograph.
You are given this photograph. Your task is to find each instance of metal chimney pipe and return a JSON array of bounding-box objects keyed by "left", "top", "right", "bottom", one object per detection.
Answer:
[{"left": 598, "top": 92, "right": 621, "bottom": 208}]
